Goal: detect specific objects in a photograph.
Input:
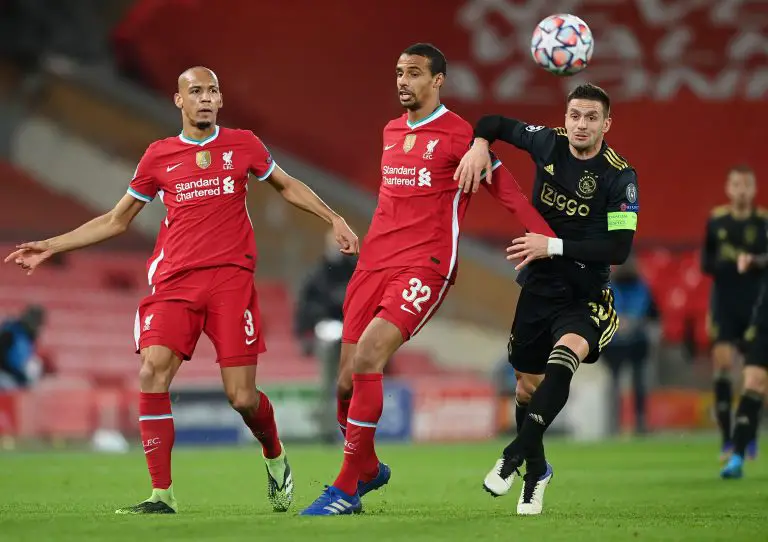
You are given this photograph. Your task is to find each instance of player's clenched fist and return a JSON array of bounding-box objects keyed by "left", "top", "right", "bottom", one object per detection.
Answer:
[
  {"left": 332, "top": 216, "right": 359, "bottom": 255},
  {"left": 3, "top": 240, "right": 54, "bottom": 275}
]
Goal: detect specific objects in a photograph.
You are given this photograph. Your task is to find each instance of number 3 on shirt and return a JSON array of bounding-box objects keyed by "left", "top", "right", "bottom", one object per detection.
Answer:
[
  {"left": 244, "top": 309, "right": 255, "bottom": 337},
  {"left": 402, "top": 277, "right": 432, "bottom": 313}
]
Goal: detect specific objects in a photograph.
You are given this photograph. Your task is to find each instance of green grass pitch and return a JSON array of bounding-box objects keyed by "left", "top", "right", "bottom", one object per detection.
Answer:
[{"left": 1, "top": 437, "right": 766, "bottom": 541}]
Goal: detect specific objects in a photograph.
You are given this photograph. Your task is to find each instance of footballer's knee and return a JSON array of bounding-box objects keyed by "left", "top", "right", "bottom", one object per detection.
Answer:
[
  {"left": 353, "top": 318, "right": 403, "bottom": 374},
  {"left": 712, "top": 342, "right": 735, "bottom": 372},
  {"left": 743, "top": 366, "right": 768, "bottom": 396},
  {"left": 226, "top": 386, "right": 260, "bottom": 414},
  {"left": 353, "top": 340, "right": 388, "bottom": 374},
  {"left": 139, "top": 346, "right": 179, "bottom": 392},
  {"left": 515, "top": 371, "right": 544, "bottom": 403}
]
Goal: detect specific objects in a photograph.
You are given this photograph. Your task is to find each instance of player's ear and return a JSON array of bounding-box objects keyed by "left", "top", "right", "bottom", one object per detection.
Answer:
[
  {"left": 173, "top": 92, "right": 183, "bottom": 110},
  {"left": 603, "top": 116, "right": 612, "bottom": 134},
  {"left": 433, "top": 73, "right": 444, "bottom": 89}
]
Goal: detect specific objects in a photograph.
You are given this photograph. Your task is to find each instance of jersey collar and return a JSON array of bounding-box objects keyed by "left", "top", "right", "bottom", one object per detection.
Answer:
[
  {"left": 178, "top": 125, "right": 220, "bottom": 146},
  {"left": 406, "top": 104, "right": 449, "bottom": 130}
]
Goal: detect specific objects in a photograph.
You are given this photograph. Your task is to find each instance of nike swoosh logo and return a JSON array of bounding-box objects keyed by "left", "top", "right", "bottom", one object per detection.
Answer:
[
  {"left": 384, "top": 143, "right": 396, "bottom": 150},
  {"left": 166, "top": 163, "right": 182, "bottom": 172},
  {"left": 144, "top": 447, "right": 158, "bottom": 455},
  {"left": 400, "top": 304, "right": 417, "bottom": 315},
  {"left": 246, "top": 338, "right": 257, "bottom": 345}
]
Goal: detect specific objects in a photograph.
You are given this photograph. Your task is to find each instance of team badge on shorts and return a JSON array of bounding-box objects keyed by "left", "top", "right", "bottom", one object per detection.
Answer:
[
  {"left": 196, "top": 150, "right": 212, "bottom": 169},
  {"left": 403, "top": 134, "right": 417, "bottom": 153}
]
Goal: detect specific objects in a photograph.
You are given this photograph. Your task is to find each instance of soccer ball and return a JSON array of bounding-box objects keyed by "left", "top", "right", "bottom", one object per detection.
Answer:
[{"left": 531, "top": 14, "right": 594, "bottom": 76}]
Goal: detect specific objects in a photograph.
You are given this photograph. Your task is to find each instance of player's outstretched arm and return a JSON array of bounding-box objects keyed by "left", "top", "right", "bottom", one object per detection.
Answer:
[
  {"left": 506, "top": 230, "right": 635, "bottom": 271},
  {"left": 4, "top": 194, "right": 145, "bottom": 275},
  {"left": 265, "top": 166, "right": 359, "bottom": 255},
  {"left": 483, "top": 164, "right": 554, "bottom": 237},
  {"left": 455, "top": 116, "right": 555, "bottom": 193}
]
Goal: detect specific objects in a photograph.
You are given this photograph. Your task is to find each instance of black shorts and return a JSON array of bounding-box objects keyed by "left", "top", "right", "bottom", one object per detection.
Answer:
[
  {"left": 508, "top": 286, "right": 619, "bottom": 375},
  {"left": 745, "top": 288, "right": 768, "bottom": 369},
  {"left": 709, "top": 289, "right": 754, "bottom": 347}
]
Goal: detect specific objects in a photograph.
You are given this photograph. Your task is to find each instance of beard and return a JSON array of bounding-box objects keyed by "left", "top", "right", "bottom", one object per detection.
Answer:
[{"left": 194, "top": 120, "right": 213, "bottom": 130}]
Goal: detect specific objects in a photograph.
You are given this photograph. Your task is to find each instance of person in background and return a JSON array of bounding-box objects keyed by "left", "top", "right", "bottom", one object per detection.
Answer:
[
  {"left": 601, "top": 255, "right": 656, "bottom": 434},
  {"left": 0, "top": 304, "right": 47, "bottom": 390},
  {"left": 294, "top": 229, "right": 357, "bottom": 357}
]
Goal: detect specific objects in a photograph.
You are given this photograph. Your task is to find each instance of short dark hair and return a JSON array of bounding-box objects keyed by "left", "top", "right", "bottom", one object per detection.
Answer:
[
  {"left": 401, "top": 43, "right": 447, "bottom": 77},
  {"left": 729, "top": 164, "right": 755, "bottom": 176},
  {"left": 567, "top": 83, "right": 610, "bottom": 116}
]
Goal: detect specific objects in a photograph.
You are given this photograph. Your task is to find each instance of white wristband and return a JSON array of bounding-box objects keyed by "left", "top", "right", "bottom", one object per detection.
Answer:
[{"left": 547, "top": 237, "right": 563, "bottom": 257}]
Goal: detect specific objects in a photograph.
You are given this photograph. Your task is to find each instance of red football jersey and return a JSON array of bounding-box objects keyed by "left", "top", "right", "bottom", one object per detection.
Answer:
[
  {"left": 128, "top": 126, "right": 275, "bottom": 285},
  {"left": 357, "top": 105, "right": 552, "bottom": 280}
]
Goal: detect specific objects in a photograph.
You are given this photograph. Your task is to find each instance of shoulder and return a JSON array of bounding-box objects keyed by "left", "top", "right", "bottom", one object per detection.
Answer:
[
  {"left": 145, "top": 137, "right": 176, "bottom": 155},
  {"left": 384, "top": 116, "right": 406, "bottom": 133},
  {"left": 710, "top": 205, "right": 730, "bottom": 219},
  {"left": 756, "top": 207, "right": 768, "bottom": 219},
  {"left": 137, "top": 139, "right": 173, "bottom": 169},
  {"left": 220, "top": 127, "right": 262, "bottom": 144},
  {"left": 602, "top": 145, "right": 632, "bottom": 173},
  {"left": 442, "top": 110, "right": 472, "bottom": 131},
  {"left": 442, "top": 110, "right": 473, "bottom": 143},
  {"left": 553, "top": 127, "right": 567, "bottom": 137}
]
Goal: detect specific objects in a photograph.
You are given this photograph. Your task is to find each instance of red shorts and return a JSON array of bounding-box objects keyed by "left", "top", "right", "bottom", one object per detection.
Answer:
[
  {"left": 342, "top": 266, "right": 451, "bottom": 343},
  {"left": 134, "top": 266, "right": 266, "bottom": 367}
]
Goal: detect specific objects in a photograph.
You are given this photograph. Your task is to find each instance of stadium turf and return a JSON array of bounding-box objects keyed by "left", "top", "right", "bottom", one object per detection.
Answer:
[{"left": 1, "top": 437, "right": 765, "bottom": 541}]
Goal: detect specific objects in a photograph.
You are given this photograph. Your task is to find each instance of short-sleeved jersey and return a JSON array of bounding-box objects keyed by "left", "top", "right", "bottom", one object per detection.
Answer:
[
  {"left": 503, "top": 122, "right": 638, "bottom": 293},
  {"left": 357, "top": 105, "right": 553, "bottom": 281},
  {"left": 702, "top": 206, "right": 768, "bottom": 296},
  {"left": 128, "top": 125, "right": 275, "bottom": 285}
]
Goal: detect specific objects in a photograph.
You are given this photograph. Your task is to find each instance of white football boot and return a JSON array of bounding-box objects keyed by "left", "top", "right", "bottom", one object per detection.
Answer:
[
  {"left": 483, "top": 456, "right": 521, "bottom": 497},
  {"left": 517, "top": 462, "right": 553, "bottom": 515}
]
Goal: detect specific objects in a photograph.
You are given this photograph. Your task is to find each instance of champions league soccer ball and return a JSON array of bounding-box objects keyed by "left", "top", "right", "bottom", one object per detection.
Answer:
[{"left": 531, "top": 14, "right": 594, "bottom": 76}]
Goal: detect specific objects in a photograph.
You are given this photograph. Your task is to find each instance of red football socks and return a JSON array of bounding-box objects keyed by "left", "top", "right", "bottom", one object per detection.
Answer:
[
  {"left": 333, "top": 373, "right": 383, "bottom": 495},
  {"left": 337, "top": 397, "right": 351, "bottom": 437},
  {"left": 241, "top": 390, "right": 282, "bottom": 459},
  {"left": 139, "top": 392, "right": 175, "bottom": 490}
]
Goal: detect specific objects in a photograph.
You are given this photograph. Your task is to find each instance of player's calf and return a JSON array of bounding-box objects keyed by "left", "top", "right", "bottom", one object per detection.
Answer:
[
  {"left": 726, "top": 368, "right": 766, "bottom": 478},
  {"left": 337, "top": 342, "right": 356, "bottom": 436},
  {"left": 222, "top": 367, "right": 292, "bottom": 510},
  {"left": 514, "top": 372, "right": 544, "bottom": 432},
  {"left": 127, "top": 346, "right": 180, "bottom": 513}
]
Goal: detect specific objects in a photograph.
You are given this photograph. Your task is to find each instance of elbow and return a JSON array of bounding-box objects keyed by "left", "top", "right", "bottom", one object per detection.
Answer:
[
  {"left": 277, "top": 178, "right": 295, "bottom": 199},
  {"left": 107, "top": 214, "right": 129, "bottom": 236}
]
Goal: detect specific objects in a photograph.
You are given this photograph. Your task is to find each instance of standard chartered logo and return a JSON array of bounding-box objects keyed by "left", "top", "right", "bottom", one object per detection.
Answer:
[
  {"left": 175, "top": 176, "right": 234, "bottom": 201},
  {"left": 417, "top": 168, "right": 431, "bottom": 187},
  {"left": 380, "top": 165, "right": 432, "bottom": 188}
]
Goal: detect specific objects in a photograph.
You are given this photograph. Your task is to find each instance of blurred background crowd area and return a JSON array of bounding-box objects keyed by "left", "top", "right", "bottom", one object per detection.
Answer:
[{"left": 0, "top": 0, "right": 765, "bottom": 449}]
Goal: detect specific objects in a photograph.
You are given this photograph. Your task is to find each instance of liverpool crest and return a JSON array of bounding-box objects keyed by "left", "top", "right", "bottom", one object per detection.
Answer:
[
  {"left": 403, "top": 134, "right": 417, "bottom": 153},
  {"left": 196, "top": 150, "right": 211, "bottom": 169}
]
